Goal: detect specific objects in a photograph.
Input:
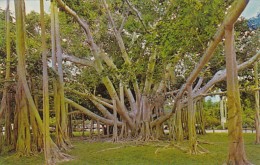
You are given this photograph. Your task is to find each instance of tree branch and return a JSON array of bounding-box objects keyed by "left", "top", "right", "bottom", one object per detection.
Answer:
[
  {"left": 56, "top": 0, "right": 104, "bottom": 72},
  {"left": 125, "top": 0, "right": 147, "bottom": 32},
  {"left": 102, "top": 0, "right": 131, "bottom": 65},
  {"left": 62, "top": 53, "right": 94, "bottom": 67},
  {"left": 65, "top": 87, "right": 113, "bottom": 109},
  {"left": 193, "top": 50, "right": 260, "bottom": 98},
  {"left": 65, "top": 98, "right": 122, "bottom": 126}
]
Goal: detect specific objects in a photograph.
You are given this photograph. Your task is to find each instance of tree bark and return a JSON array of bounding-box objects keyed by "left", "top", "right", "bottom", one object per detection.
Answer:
[
  {"left": 187, "top": 85, "right": 197, "bottom": 154},
  {"left": 51, "top": 1, "right": 71, "bottom": 150},
  {"left": 65, "top": 98, "right": 122, "bottom": 126},
  {"left": 113, "top": 99, "right": 118, "bottom": 142},
  {"left": 254, "top": 62, "right": 260, "bottom": 144},
  {"left": 14, "top": 0, "right": 32, "bottom": 155},
  {"left": 40, "top": 0, "right": 52, "bottom": 163},
  {"left": 225, "top": 24, "right": 250, "bottom": 165},
  {"left": 175, "top": 100, "right": 183, "bottom": 142}
]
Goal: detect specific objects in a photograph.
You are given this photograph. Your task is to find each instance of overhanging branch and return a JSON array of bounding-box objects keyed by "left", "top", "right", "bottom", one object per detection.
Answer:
[
  {"left": 65, "top": 98, "right": 122, "bottom": 126},
  {"left": 62, "top": 54, "right": 94, "bottom": 67}
]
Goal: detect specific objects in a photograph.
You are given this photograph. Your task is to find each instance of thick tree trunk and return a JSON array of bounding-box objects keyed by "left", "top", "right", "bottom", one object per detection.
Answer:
[
  {"left": 51, "top": 1, "right": 71, "bottom": 150},
  {"left": 225, "top": 24, "right": 250, "bottom": 165},
  {"left": 155, "top": 123, "right": 164, "bottom": 139},
  {"left": 141, "top": 96, "right": 152, "bottom": 140},
  {"left": 15, "top": 81, "right": 31, "bottom": 156},
  {"left": 187, "top": 85, "right": 197, "bottom": 154},
  {"left": 14, "top": 0, "right": 32, "bottom": 155}
]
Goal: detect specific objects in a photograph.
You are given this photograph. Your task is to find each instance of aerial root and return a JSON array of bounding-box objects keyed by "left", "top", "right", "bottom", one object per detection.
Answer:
[
  {"left": 95, "top": 146, "right": 124, "bottom": 153},
  {"left": 173, "top": 143, "right": 189, "bottom": 152},
  {"left": 189, "top": 142, "right": 209, "bottom": 155},
  {"left": 224, "top": 158, "right": 253, "bottom": 165},
  {"left": 47, "top": 141, "right": 73, "bottom": 165},
  {"left": 197, "top": 144, "right": 209, "bottom": 153},
  {"left": 155, "top": 144, "right": 171, "bottom": 154},
  {"left": 155, "top": 143, "right": 189, "bottom": 154},
  {"left": 197, "top": 140, "right": 214, "bottom": 145}
]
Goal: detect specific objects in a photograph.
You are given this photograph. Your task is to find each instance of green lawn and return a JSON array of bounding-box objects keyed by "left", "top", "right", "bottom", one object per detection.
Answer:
[{"left": 1, "top": 133, "right": 260, "bottom": 165}]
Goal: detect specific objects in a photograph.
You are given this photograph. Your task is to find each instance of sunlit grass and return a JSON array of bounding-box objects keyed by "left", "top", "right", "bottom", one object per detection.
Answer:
[{"left": 1, "top": 133, "right": 260, "bottom": 165}]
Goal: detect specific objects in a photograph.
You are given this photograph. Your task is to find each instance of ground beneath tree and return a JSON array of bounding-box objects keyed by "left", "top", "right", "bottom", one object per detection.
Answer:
[{"left": 1, "top": 134, "right": 260, "bottom": 165}]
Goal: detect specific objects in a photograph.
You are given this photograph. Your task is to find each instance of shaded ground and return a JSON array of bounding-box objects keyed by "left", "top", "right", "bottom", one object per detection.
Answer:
[{"left": 1, "top": 133, "right": 260, "bottom": 165}]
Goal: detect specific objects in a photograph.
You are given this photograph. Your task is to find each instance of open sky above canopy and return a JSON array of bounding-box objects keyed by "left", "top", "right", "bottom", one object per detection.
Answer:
[{"left": 0, "top": 0, "right": 259, "bottom": 19}]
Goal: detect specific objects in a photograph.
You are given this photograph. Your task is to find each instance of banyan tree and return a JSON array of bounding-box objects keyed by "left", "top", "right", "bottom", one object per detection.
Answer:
[{"left": 0, "top": 0, "right": 259, "bottom": 164}]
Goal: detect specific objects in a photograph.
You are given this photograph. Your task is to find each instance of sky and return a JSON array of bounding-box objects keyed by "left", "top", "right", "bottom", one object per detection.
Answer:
[
  {"left": 0, "top": 0, "right": 50, "bottom": 14},
  {"left": 242, "top": 0, "right": 260, "bottom": 18},
  {"left": 0, "top": 0, "right": 259, "bottom": 18}
]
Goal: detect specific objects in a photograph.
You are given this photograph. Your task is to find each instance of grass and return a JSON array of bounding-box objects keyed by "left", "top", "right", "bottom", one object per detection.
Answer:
[{"left": 1, "top": 133, "right": 260, "bottom": 165}]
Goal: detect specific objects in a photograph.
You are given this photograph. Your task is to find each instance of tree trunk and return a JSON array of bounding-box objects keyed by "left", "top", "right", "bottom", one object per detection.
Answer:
[
  {"left": 140, "top": 96, "right": 152, "bottom": 140},
  {"left": 4, "top": 93, "right": 12, "bottom": 146},
  {"left": 90, "top": 120, "right": 94, "bottom": 138},
  {"left": 1, "top": 0, "right": 12, "bottom": 147},
  {"left": 40, "top": 0, "right": 52, "bottom": 163},
  {"left": 182, "top": 107, "right": 188, "bottom": 139},
  {"left": 113, "top": 99, "right": 118, "bottom": 142},
  {"left": 97, "top": 120, "right": 100, "bottom": 139},
  {"left": 51, "top": 1, "right": 71, "bottom": 150},
  {"left": 29, "top": 101, "right": 43, "bottom": 152},
  {"left": 0, "top": 127, "right": 3, "bottom": 153},
  {"left": 82, "top": 114, "right": 85, "bottom": 137},
  {"left": 14, "top": 0, "right": 71, "bottom": 163},
  {"left": 15, "top": 81, "right": 31, "bottom": 156},
  {"left": 68, "top": 114, "right": 73, "bottom": 138},
  {"left": 254, "top": 62, "right": 260, "bottom": 144},
  {"left": 14, "top": 0, "right": 32, "bottom": 155},
  {"left": 168, "top": 115, "right": 175, "bottom": 140},
  {"left": 155, "top": 123, "right": 164, "bottom": 139},
  {"left": 187, "top": 85, "right": 198, "bottom": 154},
  {"left": 225, "top": 24, "right": 250, "bottom": 165},
  {"left": 196, "top": 99, "right": 206, "bottom": 135},
  {"left": 175, "top": 100, "right": 183, "bottom": 142}
]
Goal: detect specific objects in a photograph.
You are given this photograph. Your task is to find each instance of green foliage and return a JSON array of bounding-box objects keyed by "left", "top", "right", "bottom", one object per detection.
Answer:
[
  {"left": 155, "top": 0, "right": 226, "bottom": 57},
  {"left": 58, "top": 11, "right": 91, "bottom": 59},
  {"left": 241, "top": 93, "right": 255, "bottom": 128},
  {"left": 203, "top": 98, "right": 221, "bottom": 128}
]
